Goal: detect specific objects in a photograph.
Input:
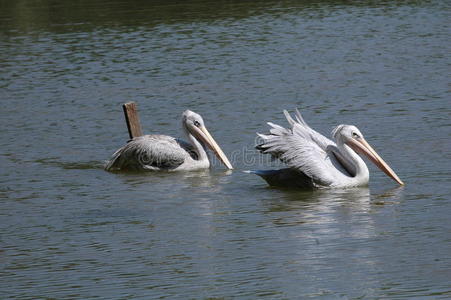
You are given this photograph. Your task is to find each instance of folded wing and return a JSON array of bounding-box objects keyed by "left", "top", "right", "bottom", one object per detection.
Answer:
[{"left": 105, "top": 135, "right": 188, "bottom": 171}]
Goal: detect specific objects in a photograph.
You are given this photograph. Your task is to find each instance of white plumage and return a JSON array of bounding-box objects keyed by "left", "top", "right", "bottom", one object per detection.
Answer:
[{"left": 252, "top": 109, "right": 403, "bottom": 188}]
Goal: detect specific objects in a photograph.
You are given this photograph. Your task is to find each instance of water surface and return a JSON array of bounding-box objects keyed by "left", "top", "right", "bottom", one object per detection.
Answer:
[{"left": 1, "top": 0, "right": 450, "bottom": 298}]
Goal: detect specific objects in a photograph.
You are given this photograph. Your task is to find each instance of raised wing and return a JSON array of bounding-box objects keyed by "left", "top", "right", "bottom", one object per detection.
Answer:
[
  {"left": 256, "top": 109, "right": 338, "bottom": 186},
  {"left": 105, "top": 135, "right": 189, "bottom": 171}
]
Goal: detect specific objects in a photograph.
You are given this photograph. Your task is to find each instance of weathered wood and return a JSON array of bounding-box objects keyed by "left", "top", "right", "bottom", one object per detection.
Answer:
[{"left": 122, "top": 102, "right": 143, "bottom": 139}]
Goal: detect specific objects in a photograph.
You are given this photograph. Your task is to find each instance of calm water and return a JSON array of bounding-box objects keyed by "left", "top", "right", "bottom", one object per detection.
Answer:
[{"left": 1, "top": 0, "right": 450, "bottom": 298}]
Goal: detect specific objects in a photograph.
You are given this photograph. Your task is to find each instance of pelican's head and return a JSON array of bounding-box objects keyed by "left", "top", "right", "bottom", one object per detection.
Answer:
[
  {"left": 182, "top": 110, "right": 233, "bottom": 170},
  {"left": 332, "top": 124, "right": 366, "bottom": 142},
  {"left": 332, "top": 124, "right": 404, "bottom": 185}
]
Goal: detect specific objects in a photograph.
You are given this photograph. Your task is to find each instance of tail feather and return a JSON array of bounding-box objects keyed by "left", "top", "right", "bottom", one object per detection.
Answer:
[
  {"left": 104, "top": 147, "right": 124, "bottom": 171},
  {"left": 244, "top": 168, "right": 315, "bottom": 189}
]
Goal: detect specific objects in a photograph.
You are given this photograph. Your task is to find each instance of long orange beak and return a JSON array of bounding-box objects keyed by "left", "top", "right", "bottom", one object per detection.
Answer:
[
  {"left": 194, "top": 125, "right": 233, "bottom": 170},
  {"left": 347, "top": 138, "right": 404, "bottom": 185}
]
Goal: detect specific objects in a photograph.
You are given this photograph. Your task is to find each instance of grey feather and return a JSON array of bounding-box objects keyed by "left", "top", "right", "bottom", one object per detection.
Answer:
[
  {"left": 105, "top": 135, "right": 192, "bottom": 171},
  {"left": 256, "top": 109, "right": 343, "bottom": 186},
  {"left": 294, "top": 108, "right": 308, "bottom": 126}
]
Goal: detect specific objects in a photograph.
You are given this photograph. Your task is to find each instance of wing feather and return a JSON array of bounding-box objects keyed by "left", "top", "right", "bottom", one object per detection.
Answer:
[
  {"left": 257, "top": 109, "right": 337, "bottom": 186},
  {"left": 105, "top": 135, "right": 189, "bottom": 171}
]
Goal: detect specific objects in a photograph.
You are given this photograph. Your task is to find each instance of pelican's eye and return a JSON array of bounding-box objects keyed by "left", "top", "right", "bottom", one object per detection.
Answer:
[
  {"left": 352, "top": 132, "right": 360, "bottom": 138},
  {"left": 193, "top": 120, "right": 201, "bottom": 127}
]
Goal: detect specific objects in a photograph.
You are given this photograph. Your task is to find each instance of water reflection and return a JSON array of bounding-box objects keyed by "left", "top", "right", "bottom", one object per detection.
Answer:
[
  {"left": 264, "top": 187, "right": 369, "bottom": 208},
  {"left": 271, "top": 184, "right": 405, "bottom": 206},
  {"left": 263, "top": 186, "right": 407, "bottom": 229},
  {"left": 113, "top": 169, "right": 233, "bottom": 189},
  {"left": 371, "top": 185, "right": 405, "bottom": 204}
]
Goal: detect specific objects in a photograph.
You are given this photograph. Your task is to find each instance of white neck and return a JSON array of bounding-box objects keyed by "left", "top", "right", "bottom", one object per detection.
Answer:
[
  {"left": 186, "top": 129, "right": 209, "bottom": 163},
  {"left": 336, "top": 140, "right": 369, "bottom": 186}
]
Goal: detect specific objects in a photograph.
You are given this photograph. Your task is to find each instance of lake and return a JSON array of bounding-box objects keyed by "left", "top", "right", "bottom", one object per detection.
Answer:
[{"left": 1, "top": 0, "right": 450, "bottom": 298}]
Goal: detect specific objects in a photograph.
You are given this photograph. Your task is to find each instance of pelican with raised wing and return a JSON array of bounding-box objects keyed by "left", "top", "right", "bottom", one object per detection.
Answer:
[
  {"left": 105, "top": 110, "right": 233, "bottom": 172},
  {"left": 249, "top": 109, "right": 404, "bottom": 188}
]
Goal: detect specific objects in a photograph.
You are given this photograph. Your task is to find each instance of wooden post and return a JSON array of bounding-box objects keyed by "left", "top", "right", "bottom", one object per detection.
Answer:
[{"left": 122, "top": 102, "right": 143, "bottom": 139}]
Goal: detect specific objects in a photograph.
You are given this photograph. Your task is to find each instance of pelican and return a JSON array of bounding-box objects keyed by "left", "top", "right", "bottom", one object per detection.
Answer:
[
  {"left": 249, "top": 109, "right": 404, "bottom": 188},
  {"left": 105, "top": 110, "right": 233, "bottom": 172}
]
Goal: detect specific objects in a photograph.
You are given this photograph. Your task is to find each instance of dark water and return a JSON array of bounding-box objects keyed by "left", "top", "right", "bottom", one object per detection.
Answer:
[{"left": 1, "top": 0, "right": 450, "bottom": 298}]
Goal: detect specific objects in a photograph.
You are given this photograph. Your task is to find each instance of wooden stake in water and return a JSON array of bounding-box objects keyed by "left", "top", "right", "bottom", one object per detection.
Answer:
[{"left": 122, "top": 102, "right": 143, "bottom": 139}]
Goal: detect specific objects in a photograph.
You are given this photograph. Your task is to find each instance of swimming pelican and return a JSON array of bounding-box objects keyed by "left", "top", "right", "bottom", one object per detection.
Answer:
[
  {"left": 105, "top": 110, "right": 233, "bottom": 171},
  {"left": 249, "top": 109, "right": 404, "bottom": 188}
]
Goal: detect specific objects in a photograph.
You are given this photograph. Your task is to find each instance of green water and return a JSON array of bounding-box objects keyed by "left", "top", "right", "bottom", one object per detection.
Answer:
[{"left": 1, "top": 0, "right": 450, "bottom": 298}]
